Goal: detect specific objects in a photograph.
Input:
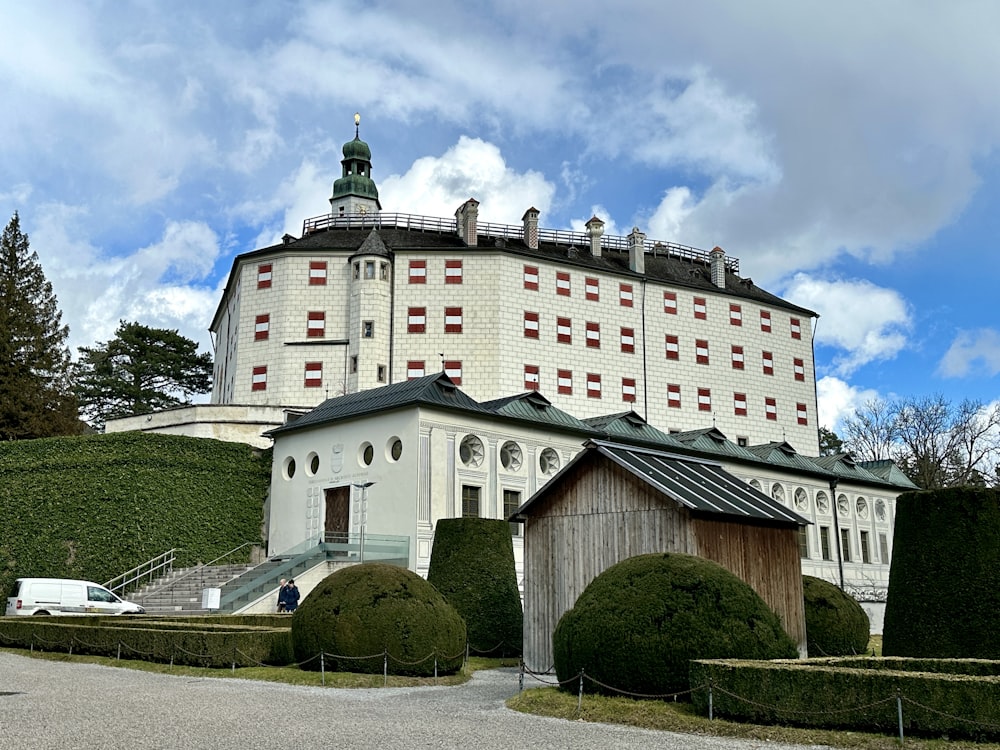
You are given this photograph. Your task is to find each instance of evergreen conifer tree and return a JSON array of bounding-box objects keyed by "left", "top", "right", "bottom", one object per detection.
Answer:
[{"left": 0, "top": 212, "right": 81, "bottom": 439}]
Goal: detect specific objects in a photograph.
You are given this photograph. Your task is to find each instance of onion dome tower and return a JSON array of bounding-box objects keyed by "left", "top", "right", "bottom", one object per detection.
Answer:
[{"left": 330, "top": 113, "right": 382, "bottom": 216}]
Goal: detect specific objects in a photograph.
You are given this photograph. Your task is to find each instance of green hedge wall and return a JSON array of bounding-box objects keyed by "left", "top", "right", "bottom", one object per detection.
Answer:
[
  {"left": 0, "top": 617, "right": 293, "bottom": 667},
  {"left": 427, "top": 518, "right": 523, "bottom": 657},
  {"left": 690, "top": 658, "right": 1000, "bottom": 741},
  {"left": 882, "top": 487, "right": 1000, "bottom": 659},
  {"left": 0, "top": 432, "right": 271, "bottom": 596}
]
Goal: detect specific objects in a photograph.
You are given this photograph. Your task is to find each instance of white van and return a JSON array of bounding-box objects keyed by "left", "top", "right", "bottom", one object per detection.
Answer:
[{"left": 4, "top": 578, "right": 145, "bottom": 616}]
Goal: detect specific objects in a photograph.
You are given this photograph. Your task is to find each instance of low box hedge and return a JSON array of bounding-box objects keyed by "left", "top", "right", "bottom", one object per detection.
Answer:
[
  {"left": 0, "top": 617, "right": 293, "bottom": 668},
  {"left": 690, "top": 657, "right": 1000, "bottom": 741}
]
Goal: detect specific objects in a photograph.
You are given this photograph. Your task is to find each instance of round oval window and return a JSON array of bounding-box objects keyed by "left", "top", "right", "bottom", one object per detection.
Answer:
[
  {"left": 309, "top": 454, "right": 320, "bottom": 475},
  {"left": 389, "top": 438, "right": 402, "bottom": 462},
  {"left": 283, "top": 457, "right": 296, "bottom": 480},
  {"left": 362, "top": 443, "right": 374, "bottom": 466}
]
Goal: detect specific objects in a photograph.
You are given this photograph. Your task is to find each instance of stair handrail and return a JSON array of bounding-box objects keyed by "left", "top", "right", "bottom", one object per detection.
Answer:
[
  {"left": 104, "top": 549, "right": 178, "bottom": 596},
  {"left": 129, "top": 541, "right": 261, "bottom": 604}
]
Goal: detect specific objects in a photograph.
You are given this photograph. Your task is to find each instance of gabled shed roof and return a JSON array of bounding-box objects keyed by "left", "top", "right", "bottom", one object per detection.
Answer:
[{"left": 515, "top": 439, "right": 808, "bottom": 527}]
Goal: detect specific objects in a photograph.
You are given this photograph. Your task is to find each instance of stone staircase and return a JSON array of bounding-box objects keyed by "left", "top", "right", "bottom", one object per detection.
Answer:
[{"left": 128, "top": 564, "right": 258, "bottom": 615}]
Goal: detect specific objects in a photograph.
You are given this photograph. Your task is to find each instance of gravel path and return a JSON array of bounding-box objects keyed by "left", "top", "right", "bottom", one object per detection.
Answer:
[{"left": 0, "top": 651, "right": 829, "bottom": 749}]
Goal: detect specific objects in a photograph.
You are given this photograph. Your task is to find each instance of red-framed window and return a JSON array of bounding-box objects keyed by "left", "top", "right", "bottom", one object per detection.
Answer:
[
  {"left": 734, "top": 392, "right": 748, "bottom": 416},
  {"left": 760, "top": 309, "right": 771, "bottom": 332},
  {"left": 444, "top": 360, "right": 462, "bottom": 385},
  {"left": 408, "top": 260, "right": 426, "bottom": 284},
  {"left": 308, "top": 261, "right": 327, "bottom": 286},
  {"left": 698, "top": 387, "right": 712, "bottom": 412},
  {"left": 445, "top": 259, "right": 463, "bottom": 284},
  {"left": 585, "top": 321, "right": 600, "bottom": 348},
  {"left": 444, "top": 307, "right": 463, "bottom": 333},
  {"left": 729, "top": 303, "right": 742, "bottom": 326},
  {"left": 667, "top": 383, "right": 681, "bottom": 408},
  {"left": 556, "top": 317, "right": 572, "bottom": 344},
  {"left": 790, "top": 317, "right": 802, "bottom": 339},
  {"left": 524, "top": 364, "right": 540, "bottom": 390},
  {"left": 765, "top": 397, "right": 778, "bottom": 421},
  {"left": 406, "top": 361, "right": 425, "bottom": 380},
  {"left": 304, "top": 361, "right": 323, "bottom": 387},
  {"left": 251, "top": 365, "right": 267, "bottom": 391},
  {"left": 523, "top": 311, "right": 539, "bottom": 338},
  {"left": 665, "top": 334, "right": 679, "bottom": 360},
  {"left": 762, "top": 351, "right": 774, "bottom": 375},
  {"left": 523, "top": 265, "right": 539, "bottom": 290},
  {"left": 257, "top": 263, "right": 272, "bottom": 289},
  {"left": 556, "top": 271, "right": 571, "bottom": 296},
  {"left": 794, "top": 357, "right": 805, "bottom": 381},
  {"left": 557, "top": 369, "right": 573, "bottom": 395},
  {"left": 797, "top": 402, "right": 808, "bottom": 425},
  {"left": 693, "top": 296, "right": 707, "bottom": 320},
  {"left": 307, "top": 311, "right": 325, "bottom": 338},
  {"left": 407, "top": 307, "right": 426, "bottom": 334},
  {"left": 695, "top": 339, "right": 709, "bottom": 365},
  {"left": 664, "top": 291, "right": 677, "bottom": 314},
  {"left": 586, "top": 373, "right": 602, "bottom": 398},
  {"left": 622, "top": 377, "right": 636, "bottom": 403},
  {"left": 620, "top": 327, "right": 635, "bottom": 354},
  {"left": 254, "top": 314, "right": 269, "bottom": 341},
  {"left": 585, "top": 277, "right": 599, "bottom": 301},
  {"left": 731, "top": 344, "right": 744, "bottom": 369},
  {"left": 620, "top": 283, "right": 633, "bottom": 307}
]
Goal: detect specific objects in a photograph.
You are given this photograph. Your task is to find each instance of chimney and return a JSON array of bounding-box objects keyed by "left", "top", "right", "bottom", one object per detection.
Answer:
[
  {"left": 585, "top": 216, "right": 605, "bottom": 258},
  {"left": 455, "top": 198, "right": 479, "bottom": 247},
  {"left": 627, "top": 227, "right": 646, "bottom": 274},
  {"left": 710, "top": 246, "right": 726, "bottom": 289},
  {"left": 522, "top": 207, "right": 539, "bottom": 250}
]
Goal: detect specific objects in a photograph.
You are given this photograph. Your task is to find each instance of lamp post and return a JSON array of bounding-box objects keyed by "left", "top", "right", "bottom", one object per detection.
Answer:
[{"left": 351, "top": 482, "right": 375, "bottom": 561}]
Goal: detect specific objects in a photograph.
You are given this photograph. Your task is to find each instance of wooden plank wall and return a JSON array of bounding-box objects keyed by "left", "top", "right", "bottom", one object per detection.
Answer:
[
  {"left": 522, "top": 455, "right": 808, "bottom": 670},
  {"left": 692, "top": 516, "right": 807, "bottom": 655}
]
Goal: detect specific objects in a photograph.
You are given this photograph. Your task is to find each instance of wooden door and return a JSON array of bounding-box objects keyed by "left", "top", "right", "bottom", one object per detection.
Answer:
[{"left": 324, "top": 486, "right": 350, "bottom": 544}]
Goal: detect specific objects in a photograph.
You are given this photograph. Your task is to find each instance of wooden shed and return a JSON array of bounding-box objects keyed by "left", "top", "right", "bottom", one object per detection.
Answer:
[{"left": 513, "top": 439, "right": 809, "bottom": 670}]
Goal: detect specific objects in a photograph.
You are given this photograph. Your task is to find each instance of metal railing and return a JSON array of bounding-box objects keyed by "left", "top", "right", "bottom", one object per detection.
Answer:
[
  {"left": 219, "top": 533, "right": 410, "bottom": 613},
  {"left": 300, "top": 211, "right": 739, "bottom": 273},
  {"left": 104, "top": 549, "right": 177, "bottom": 596}
]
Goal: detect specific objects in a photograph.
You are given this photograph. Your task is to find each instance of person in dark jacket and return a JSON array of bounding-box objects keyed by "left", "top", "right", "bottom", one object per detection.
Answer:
[
  {"left": 276, "top": 578, "right": 287, "bottom": 612},
  {"left": 282, "top": 579, "right": 300, "bottom": 612}
]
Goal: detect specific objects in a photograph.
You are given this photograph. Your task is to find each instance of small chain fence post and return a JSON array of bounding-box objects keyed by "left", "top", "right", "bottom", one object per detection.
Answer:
[
  {"left": 117, "top": 641, "right": 122, "bottom": 661},
  {"left": 434, "top": 655, "right": 438, "bottom": 682},
  {"left": 708, "top": 679, "right": 714, "bottom": 721},
  {"left": 68, "top": 637, "right": 73, "bottom": 656},
  {"left": 897, "top": 688, "right": 904, "bottom": 745},
  {"left": 383, "top": 648, "right": 388, "bottom": 688},
  {"left": 577, "top": 670, "right": 585, "bottom": 713},
  {"left": 321, "top": 652, "right": 326, "bottom": 687},
  {"left": 232, "top": 647, "right": 237, "bottom": 674},
  {"left": 518, "top": 659, "right": 524, "bottom": 693}
]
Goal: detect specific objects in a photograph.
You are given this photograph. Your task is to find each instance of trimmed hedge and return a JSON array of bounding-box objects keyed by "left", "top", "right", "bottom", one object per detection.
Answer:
[
  {"left": 553, "top": 553, "right": 798, "bottom": 696},
  {"left": 291, "top": 563, "right": 466, "bottom": 676},
  {"left": 0, "top": 617, "right": 293, "bottom": 667},
  {"left": 690, "top": 657, "right": 1000, "bottom": 741},
  {"left": 883, "top": 487, "right": 1000, "bottom": 659},
  {"left": 802, "top": 575, "right": 869, "bottom": 656},
  {"left": 0, "top": 432, "right": 271, "bottom": 597},
  {"left": 427, "top": 518, "right": 522, "bottom": 657}
]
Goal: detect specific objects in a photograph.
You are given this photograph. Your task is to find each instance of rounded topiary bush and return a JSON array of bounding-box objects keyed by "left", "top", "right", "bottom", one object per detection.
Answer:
[
  {"left": 427, "top": 518, "right": 523, "bottom": 657},
  {"left": 802, "top": 575, "right": 869, "bottom": 656},
  {"left": 291, "top": 563, "right": 466, "bottom": 676},
  {"left": 553, "top": 553, "right": 798, "bottom": 695}
]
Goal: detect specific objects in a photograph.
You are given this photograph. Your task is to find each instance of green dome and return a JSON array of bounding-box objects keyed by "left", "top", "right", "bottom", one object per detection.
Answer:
[
  {"left": 332, "top": 173, "right": 379, "bottom": 201},
  {"left": 342, "top": 136, "right": 372, "bottom": 161}
]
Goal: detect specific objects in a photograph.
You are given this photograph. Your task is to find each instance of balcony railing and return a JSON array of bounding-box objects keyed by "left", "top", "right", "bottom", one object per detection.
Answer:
[{"left": 302, "top": 211, "right": 739, "bottom": 273}]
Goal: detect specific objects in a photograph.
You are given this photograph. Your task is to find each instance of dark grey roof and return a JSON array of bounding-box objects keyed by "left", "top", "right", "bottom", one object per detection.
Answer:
[
  {"left": 265, "top": 373, "right": 487, "bottom": 436},
  {"left": 515, "top": 439, "right": 807, "bottom": 527},
  {"left": 582, "top": 411, "right": 685, "bottom": 448},
  {"left": 481, "top": 392, "right": 597, "bottom": 433},
  {"left": 857, "top": 459, "right": 921, "bottom": 489}
]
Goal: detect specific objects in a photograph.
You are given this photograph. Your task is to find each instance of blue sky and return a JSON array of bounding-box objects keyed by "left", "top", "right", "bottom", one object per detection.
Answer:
[{"left": 2, "top": 1, "right": 998, "bottom": 434}]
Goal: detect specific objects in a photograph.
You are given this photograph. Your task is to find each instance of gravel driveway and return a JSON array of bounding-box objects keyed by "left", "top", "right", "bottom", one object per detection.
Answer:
[{"left": 0, "top": 651, "right": 829, "bottom": 749}]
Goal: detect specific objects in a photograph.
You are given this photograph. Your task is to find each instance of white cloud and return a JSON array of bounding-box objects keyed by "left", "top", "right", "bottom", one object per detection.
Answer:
[
  {"left": 379, "top": 137, "right": 555, "bottom": 224},
  {"left": 781, "top": 274, "right": 912, "bottom": 375},
  {"left": 816, "top": 376, "right": 881, "bottom": 433},
  {"left": 938, "top": 329, "right": 1000, "bottom": 378}
]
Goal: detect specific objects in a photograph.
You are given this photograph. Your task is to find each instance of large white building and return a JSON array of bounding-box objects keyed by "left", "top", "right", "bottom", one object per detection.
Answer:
[{"left": 210, "top": 124, "right": 820, "bottom": 452}]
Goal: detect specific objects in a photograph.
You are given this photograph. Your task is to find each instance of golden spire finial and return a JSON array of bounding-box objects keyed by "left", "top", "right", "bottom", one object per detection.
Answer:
[{"left": 354, "top": 112, "right": 360, "bottom": 138}]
